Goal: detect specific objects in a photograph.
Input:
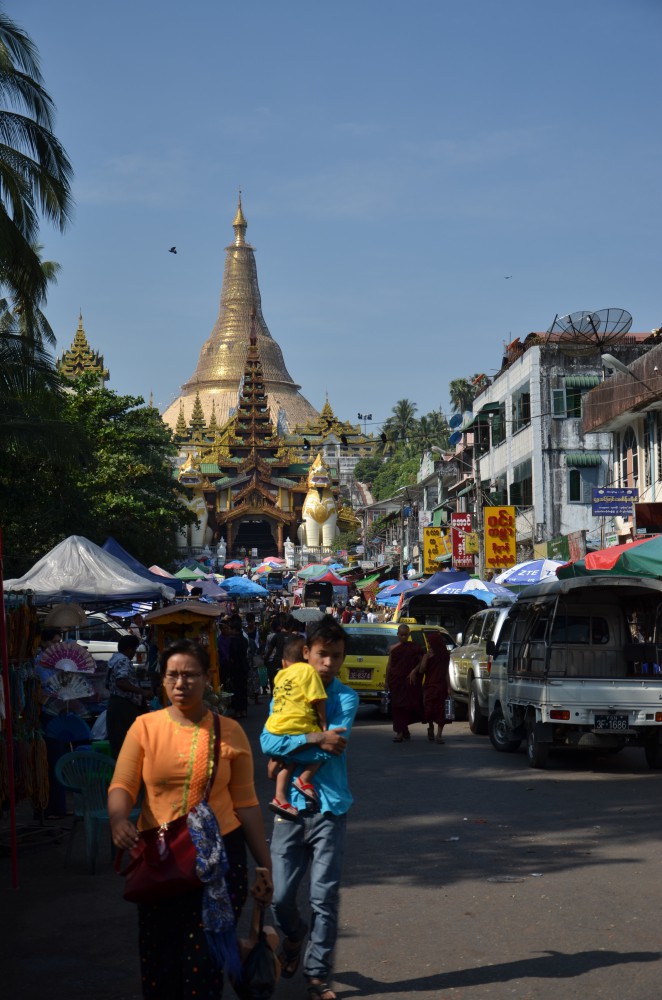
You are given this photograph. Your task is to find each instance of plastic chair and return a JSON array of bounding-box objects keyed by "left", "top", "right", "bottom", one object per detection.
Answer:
[{"left": 54, "top": 750, "right": 139, "bottom": 873}]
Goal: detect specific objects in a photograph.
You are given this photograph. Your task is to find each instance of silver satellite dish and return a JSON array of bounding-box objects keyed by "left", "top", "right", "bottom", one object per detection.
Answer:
[{"left": 547, "top": 308, "right": 633, "bottom": 357}]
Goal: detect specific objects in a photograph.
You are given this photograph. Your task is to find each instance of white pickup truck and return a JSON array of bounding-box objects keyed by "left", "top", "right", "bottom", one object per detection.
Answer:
[{"left": 487, "top": 575, "right": 662, "bottom": 769}]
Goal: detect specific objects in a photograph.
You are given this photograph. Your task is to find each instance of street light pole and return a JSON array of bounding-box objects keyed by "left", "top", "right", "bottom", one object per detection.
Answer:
[{"left": 358, "top": 412, "right": 372, "bottom": 437}]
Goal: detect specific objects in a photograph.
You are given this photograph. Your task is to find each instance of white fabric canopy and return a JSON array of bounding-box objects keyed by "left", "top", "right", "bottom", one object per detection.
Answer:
[{"left": 5, "top": 535, "right": 175, "bottom": 604}]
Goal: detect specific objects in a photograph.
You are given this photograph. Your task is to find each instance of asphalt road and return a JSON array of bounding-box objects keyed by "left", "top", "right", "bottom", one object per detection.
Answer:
[{"left": 3, "top": 704, "right": 662, "bottom": 1000}]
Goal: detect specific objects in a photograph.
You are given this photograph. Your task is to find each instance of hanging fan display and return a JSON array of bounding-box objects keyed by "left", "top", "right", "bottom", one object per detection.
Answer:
[
  {"left": 39, "top": 641, "right": 96, "bottom": 674},
  {"left": 43, "top": 671, "right": 94, "bottom": 703}
]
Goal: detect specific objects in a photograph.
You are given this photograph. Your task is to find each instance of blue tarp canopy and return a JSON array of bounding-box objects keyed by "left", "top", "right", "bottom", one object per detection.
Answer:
[{"left": 103, "top": 537, "right": 187, "bottom": 596}]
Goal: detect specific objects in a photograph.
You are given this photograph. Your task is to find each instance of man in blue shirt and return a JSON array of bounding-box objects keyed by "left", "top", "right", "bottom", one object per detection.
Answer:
[{"left": 260, "top": 615, "right": 359, "bottom": 1000}]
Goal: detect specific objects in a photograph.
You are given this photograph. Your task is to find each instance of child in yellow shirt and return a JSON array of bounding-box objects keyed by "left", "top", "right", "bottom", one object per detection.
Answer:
[{"left": 264, "top": 635, "right": 327, "bottom": 818}]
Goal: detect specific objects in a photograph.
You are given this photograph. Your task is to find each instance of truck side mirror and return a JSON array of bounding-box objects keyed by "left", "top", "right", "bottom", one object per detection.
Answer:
[{"left": 486, "top": 639, "right": 497, "bottom": 657}]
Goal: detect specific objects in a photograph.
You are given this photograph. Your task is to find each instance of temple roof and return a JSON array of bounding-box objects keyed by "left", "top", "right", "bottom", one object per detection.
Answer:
[{"left": 57, "top": 313, "right": 107, "bottom": 381}]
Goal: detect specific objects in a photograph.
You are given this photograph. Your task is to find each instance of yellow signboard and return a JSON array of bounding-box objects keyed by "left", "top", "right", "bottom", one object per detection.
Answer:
[
  {"left": 483, "top": 506, "right": 517, "bottom": 569},
  {"left": 423, "top": 527, "right": 451, "bottom": 573},
  {"left": 465, "top": 531, "right": 479, "bottom": 554}
]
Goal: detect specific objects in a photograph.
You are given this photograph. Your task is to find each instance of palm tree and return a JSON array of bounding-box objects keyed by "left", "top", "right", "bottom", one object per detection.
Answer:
[
  {"left": 10, "top": 242, "right": 60, "bottom": 344},
  {"left": 0, "top": 12, "right": 73, "bottom": 305},
  {"left": 448, "top": 378, "right": 477, "bottom": 414},
  {"left": 389, "top": 398, "right": 418, "bottom": 445}
]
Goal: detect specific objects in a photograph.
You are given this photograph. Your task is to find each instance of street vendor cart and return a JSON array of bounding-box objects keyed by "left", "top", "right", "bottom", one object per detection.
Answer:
[{"left": 143, "top": 601, "right": 223, "bottom": 691}]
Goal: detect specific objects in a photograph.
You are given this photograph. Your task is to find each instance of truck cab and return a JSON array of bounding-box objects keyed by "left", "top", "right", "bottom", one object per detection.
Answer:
[{"left": 487, "top": 575, "right": 662, "bottom": 769}]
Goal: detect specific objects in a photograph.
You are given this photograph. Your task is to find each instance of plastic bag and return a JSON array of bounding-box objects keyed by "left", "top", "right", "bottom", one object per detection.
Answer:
[{"left": 231, "top": 931, "right": 278, "bottom": 999}]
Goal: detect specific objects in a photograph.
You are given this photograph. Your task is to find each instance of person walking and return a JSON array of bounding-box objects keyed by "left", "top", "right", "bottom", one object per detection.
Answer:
[
  {"left": 108, "top": 638, "right": 273, "bottom": 999},
  {"left": 260, "top": 616, "right": 359, "bottom": 1000},
  {"left": 385, "top": 624, "right": 424, "bottom": 742},
  {"left": 416, "top": 631, "right": 452, "bottom": 743},
  {"left": 227, "top": 615, "right": 249, "bottom": 718}
]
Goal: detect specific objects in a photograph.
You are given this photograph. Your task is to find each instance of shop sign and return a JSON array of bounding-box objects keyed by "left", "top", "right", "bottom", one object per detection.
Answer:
[
  {"left": 483, "top": 505, "right": 516, "bottom": 569},
  {"left": 451, "top": 512, "right": 475, "bottom": 570},
  {"left": 592, "top": 487, "right": 638, "bottom": 517},
  {"left": 423, "top": 527, "right": 451, "bottom": 573}
]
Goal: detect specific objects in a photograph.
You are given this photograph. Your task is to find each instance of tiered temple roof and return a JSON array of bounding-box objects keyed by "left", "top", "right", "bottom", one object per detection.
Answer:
[
  {"left": 56, "top": 313, "right": 108, "bottom": 382},
  {"left": 284, "top": 398, "right": 374, "bottom": 456}
]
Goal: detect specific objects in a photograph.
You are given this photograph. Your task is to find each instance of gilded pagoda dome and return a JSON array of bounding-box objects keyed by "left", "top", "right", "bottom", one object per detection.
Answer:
[{"left": 162, "top": 196, "right": 318, "bottom": 434}]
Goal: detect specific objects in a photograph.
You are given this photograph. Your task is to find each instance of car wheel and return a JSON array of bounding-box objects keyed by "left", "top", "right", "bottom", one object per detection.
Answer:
[
  {"left": 644, "top": 741, "right": 662, "bottom": 769},
  {"left": 526, "top": 723, "right": 549, "bottom": 769},
  {"left": 488, "top": 706, "right": 521, "bottom": 753},
  {"left": 468, "top": 680, "right": 488, "bottom": 735}
]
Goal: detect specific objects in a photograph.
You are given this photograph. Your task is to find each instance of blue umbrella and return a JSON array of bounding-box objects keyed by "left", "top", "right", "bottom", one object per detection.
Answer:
[
  {"left": 430, "top": 579, "right": 515, "bottom": 604},
  {"left": 377, "top": 579, "right": 398, "bottom": 589},
  {"left": 380, "top": 580, "right": 419, "bottom": 597},
  {"left": 494, "top": 559, "right": 564, "bottom": 586}
]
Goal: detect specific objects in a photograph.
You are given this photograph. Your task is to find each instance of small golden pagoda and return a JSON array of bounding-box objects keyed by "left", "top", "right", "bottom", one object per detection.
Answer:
[
  {"left": 163, "top": 194, "right": 318, "bottom": 433},
  {"left": 56, "top": 313, "right": 108, "bottom": 383}
]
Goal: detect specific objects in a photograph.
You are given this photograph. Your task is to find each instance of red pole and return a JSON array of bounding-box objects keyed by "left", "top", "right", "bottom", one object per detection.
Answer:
[{"left": 0, "top": 527, "right": 19, "bottom": 888}]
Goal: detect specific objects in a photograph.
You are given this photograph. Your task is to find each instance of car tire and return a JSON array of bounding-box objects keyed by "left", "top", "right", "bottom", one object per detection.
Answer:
[
  {"left": 526, "top": 723, "right": 549, "bottom": 769},
  {"left": 468, "top": 680, "right": 488, "bottom": 735},
  {"left": 488, "top": 706, "right": 521, "bottom": 753}
]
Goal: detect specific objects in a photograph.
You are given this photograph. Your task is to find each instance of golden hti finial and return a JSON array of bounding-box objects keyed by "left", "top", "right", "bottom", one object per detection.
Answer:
[{"left": 233, "top": 189, "right": 247, "bottom": 246}]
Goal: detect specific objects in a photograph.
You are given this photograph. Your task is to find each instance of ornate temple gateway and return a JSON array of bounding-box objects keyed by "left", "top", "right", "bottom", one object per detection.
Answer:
[{"left": 162, "top": 196, "right": 318, "bottom": 433}]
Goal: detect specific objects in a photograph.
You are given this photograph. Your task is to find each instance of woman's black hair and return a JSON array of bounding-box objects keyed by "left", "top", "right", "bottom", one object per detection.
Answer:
[
  {"left": 159, "top": 638, "right": 210, "bottom": 675},
  {"left": 118, "top": 634, "right": 141, "bottom": 655},
  {"left": 40, "top": 627, "right": 62, "bottom": 643},
  {"left": 306, "top": 615, "right": 347, "bottom": 649}
]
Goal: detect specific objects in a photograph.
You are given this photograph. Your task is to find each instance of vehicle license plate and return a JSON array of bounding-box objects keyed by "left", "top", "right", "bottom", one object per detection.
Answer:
[
  {"left": 594, "top": 714, "right": 629, "bottom": 731},
  {"left": 349, "top": 668, "right": 371, "bottom": 681}
]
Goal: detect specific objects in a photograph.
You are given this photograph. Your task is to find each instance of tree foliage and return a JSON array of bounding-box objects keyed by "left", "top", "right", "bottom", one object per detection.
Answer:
[{"left": 0, "top": 369, "right": 196, "bottom": 577}]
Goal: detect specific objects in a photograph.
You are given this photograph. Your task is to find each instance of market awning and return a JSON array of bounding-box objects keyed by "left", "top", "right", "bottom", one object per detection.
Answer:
[
  {"left": 356, "top": 573, "right": 380, "bottom": 589},
  {"left": 564, "top": 375, "right": 601, "bottom": 389},
  {"left": 564, "top": 451, "right": 603, "bottom": 467}
]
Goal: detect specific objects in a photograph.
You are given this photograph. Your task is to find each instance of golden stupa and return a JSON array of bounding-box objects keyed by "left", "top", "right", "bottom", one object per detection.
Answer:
[{"left": 162, "top": 196, "right": 319, "bottom": 433}]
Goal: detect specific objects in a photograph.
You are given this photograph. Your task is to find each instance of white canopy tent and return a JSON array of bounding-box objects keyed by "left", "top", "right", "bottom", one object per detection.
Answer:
[{"left": 4, "top": 535, "right": 176, "bottom": 604}]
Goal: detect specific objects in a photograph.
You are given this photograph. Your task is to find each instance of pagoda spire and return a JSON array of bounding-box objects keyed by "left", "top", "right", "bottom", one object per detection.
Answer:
[
  {"left": 233, "top": 190, "right": 247, "bottom": 246},
  {"left": 57, "top": 312, "right": 107, "bottom": 383},
  {"left": 175, "top": 401, "right": 188, "bottom": 439},
  {"left": 189, "top": 391, "right": 207, "bottom": 436}
]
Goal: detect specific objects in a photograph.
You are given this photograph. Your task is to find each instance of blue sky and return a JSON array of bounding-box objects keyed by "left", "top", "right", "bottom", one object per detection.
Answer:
[{"left": 18, "top": 0, "right": 662, "bottom": 433}]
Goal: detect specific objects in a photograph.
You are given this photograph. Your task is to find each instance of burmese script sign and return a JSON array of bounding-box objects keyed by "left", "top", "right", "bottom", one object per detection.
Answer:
[
  {"left": 592, "top": 487, "right": 638, "bottom": 517},
  {"left": 423, "top": 527, "right": 451, "bottom": 573},
  {"left": 483, "top": 505, "right": 517, "bottom": 569},
  {"left": 451, "top": 512, "right": 475, "bottom": 570}
]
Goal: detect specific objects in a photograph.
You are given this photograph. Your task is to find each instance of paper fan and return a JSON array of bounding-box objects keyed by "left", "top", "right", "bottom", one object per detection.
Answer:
[
  {"left": 40, "top": 641, "right": 96, "bottom": 674},
  {"left": 43, "top": 672, "right": 94, "bottom": 702}
]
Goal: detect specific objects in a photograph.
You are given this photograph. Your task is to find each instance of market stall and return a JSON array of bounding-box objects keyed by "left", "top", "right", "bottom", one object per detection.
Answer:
[{"left": 142, "top": 600, "right": 224, "bottom": 691}]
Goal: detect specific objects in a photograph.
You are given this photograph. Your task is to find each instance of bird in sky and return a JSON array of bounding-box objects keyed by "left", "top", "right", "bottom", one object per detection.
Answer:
[
  {"left": 169, "top": 246, "right": 177, "bottom": 254},
  {"left": 504, "top": 275, "right": 512, "bottom": 279}
]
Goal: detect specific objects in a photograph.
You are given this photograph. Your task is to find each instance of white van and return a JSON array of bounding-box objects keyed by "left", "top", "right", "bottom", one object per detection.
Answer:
[{"left": 487, "top": 575, "right": 662, "bottom": 769}]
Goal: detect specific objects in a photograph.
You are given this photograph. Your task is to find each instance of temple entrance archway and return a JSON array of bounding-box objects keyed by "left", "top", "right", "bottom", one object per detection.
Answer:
[{"left": 231, "top": 518, "right": 278, "bottom": 558}]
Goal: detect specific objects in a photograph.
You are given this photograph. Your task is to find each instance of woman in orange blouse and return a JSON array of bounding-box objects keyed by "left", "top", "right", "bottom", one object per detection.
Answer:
[{"left": 108, "top": 639, "right": 272, "bottom": 1000}]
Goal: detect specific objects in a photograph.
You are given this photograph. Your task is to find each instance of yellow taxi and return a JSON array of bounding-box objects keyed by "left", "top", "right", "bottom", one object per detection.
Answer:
[{"left": 339, "top": 620, "right": 455, "bottom": 705}]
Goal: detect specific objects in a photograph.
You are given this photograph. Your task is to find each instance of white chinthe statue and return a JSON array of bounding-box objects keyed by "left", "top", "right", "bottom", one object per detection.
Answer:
[{"left": 298, "top": 453, "right": 338, "bottom": 548}]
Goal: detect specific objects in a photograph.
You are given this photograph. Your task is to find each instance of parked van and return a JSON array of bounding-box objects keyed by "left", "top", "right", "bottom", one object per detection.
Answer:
[
  {"left": 487, "top": 575, "right": 662, "bottom": 769},
  {"left": 340, "top": 622, "right": 454, "bottom": 705},
  {"left": 449, "top": 604, "right": 512, "bottom": 733}
]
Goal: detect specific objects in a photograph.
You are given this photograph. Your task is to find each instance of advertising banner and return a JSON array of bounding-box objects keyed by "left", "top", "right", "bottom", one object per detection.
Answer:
[
  {"left": 451, "top": 512, "right": 475, "bottom": 570},
  {"left": 483, "top": 505, "right": 517, "bottom": 569},
  {"left": 423, "top": 527, "right": 451, "bottom": 573}
]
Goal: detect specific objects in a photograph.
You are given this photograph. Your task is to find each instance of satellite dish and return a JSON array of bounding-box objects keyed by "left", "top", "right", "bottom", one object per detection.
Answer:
[
  {"left": 449, "top": 430, "right": 462, "bottom": 446},
  {"left": 547, "top": 308, "right": 633, "bottom": 358},
  {"left": 449, "top": 413, "right": 463, "bottom": 429}
]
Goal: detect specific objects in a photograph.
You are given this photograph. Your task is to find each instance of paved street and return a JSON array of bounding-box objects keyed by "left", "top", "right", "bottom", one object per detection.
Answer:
[{"left": 3, "top": 704, "right": 662, "bottom": 1000}]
